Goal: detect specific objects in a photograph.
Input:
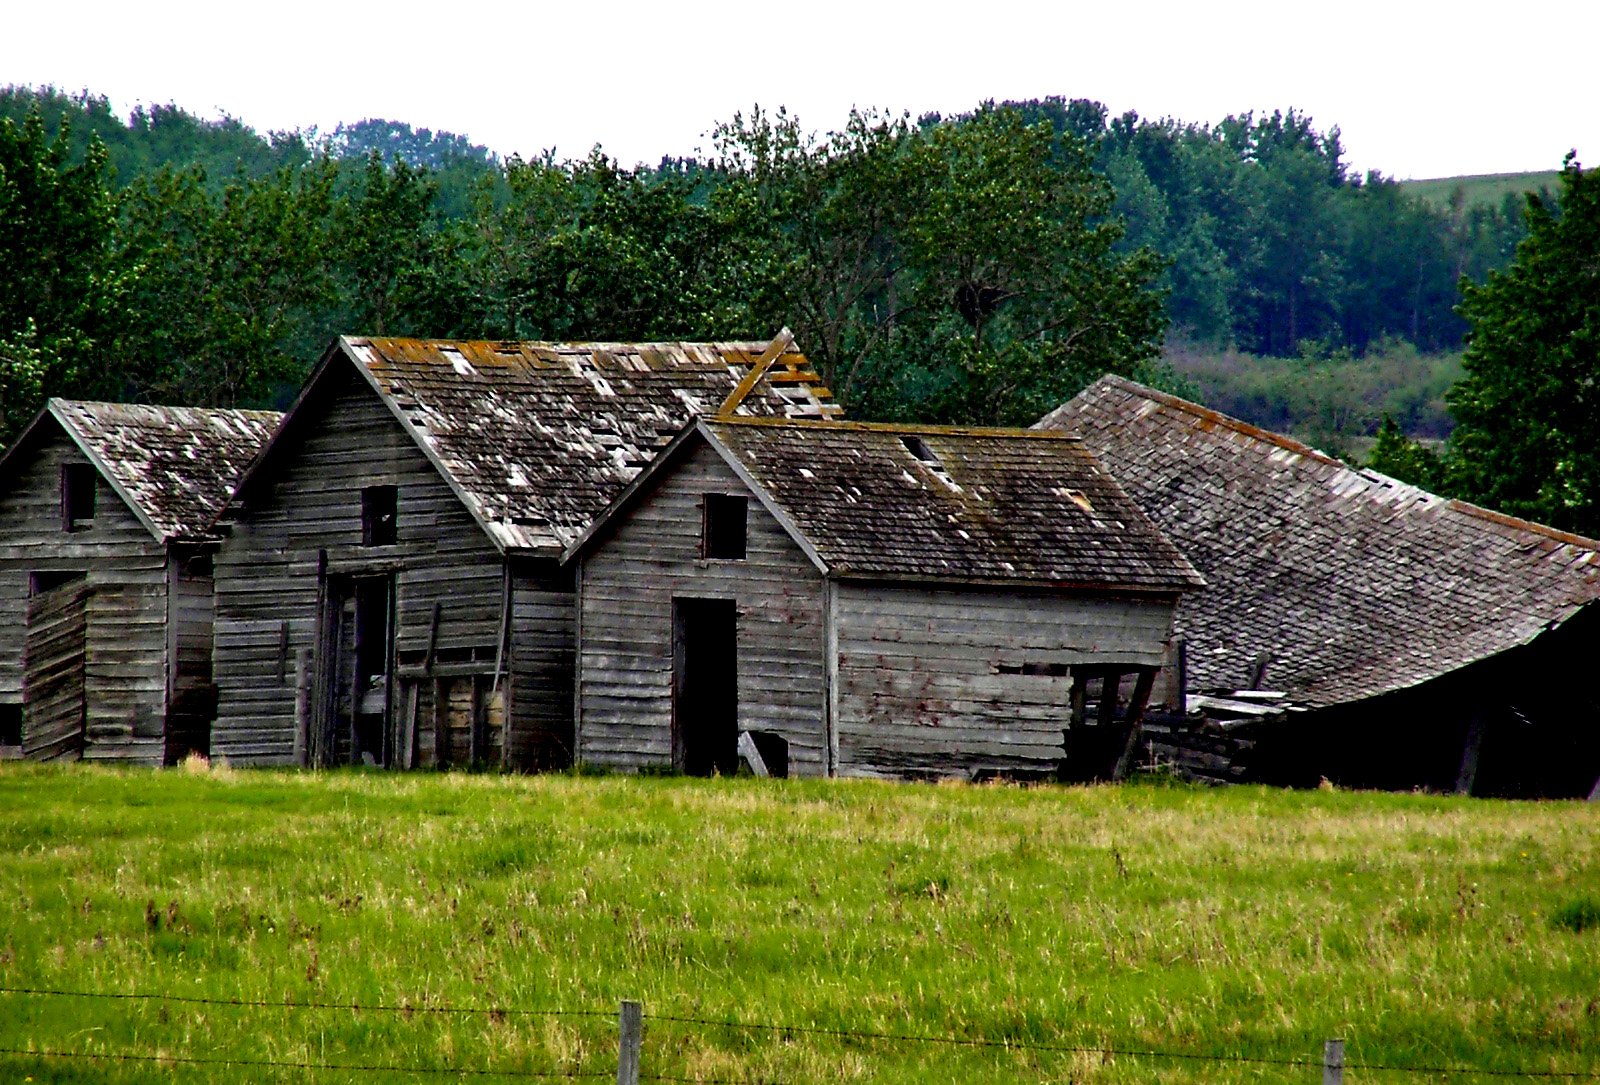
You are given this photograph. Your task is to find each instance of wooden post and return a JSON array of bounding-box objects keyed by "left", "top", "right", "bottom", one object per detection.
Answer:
[
  {"left": 293, "top": 649, "right": 312, "bottom": 768},
  {"left": 433, "top": 677, "right": 449, "bottom": 770},
  {"left": 1323, "top": 1038, "right": 1344, "bottom": 1085},
  {"left": 1091, "top": 669, "right": 1124, "bottom": 782},
  {"left": 1454, "top": 710, "right": 1487, "bottom": 796},
  {"left": 616, "top": 1000, "right": 642, "bottom": 1085},
  {"left": 1248, "top": 651, "right": 1272, "bottom": 690},
  {"left": 400, "top": 680, "right": 419, "bottom": 771},
  {"left": 469, "top": 675, "right": 485, "bottom": 769},
  {"left": 1172, "top": 635, "right": 1188, "bottom": 716},
  {"left": 1112, "top": 667, "right": 1158, "bottom": 781}
]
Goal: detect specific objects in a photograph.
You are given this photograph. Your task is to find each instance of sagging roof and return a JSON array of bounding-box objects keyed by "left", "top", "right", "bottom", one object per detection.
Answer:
[
  {"left": 0, "top": 399, "right": 281, "bottom": 544},
  {"left": 571, "top": 416, "right": 1204, "bottom": 592},
  {"left": 236, "top": 330, "right": 839, "bottom": 555},
  {"left": 1037, "top": 374, "right": 1600, "bottom": 707}
]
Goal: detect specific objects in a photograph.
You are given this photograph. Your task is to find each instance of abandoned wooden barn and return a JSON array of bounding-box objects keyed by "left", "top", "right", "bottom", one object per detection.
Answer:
[
  {"left": 209, "top": 332, "right": 838, "bottom": 770},
  {"left": 1038, "top": 375, "right": 1600, "bottom": 798},
  {"left": 0, "top": 399, "right": 280, "bottom": 764},
  {"left": 565, "top": 416, "right": 1204, "bottom": 779}
]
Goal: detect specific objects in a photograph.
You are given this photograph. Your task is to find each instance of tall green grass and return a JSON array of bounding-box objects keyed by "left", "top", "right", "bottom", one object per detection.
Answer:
[{"left": 1, "top": 765, "right": 1596, "bottom": 1082}]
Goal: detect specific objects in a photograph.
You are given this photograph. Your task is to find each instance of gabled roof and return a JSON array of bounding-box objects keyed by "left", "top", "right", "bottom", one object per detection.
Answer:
[
  {"left": 1037, "top": 374, "right": 1600, "bottom": 707},
  {"left": 569, "top": 416, "right": 1204, "bottom": 592},
  {"left": 230, "top": 330, "right": 839, "bottom": 556},
  {"left": 0, "top": 399, "right": 282, "bottom": 544}
]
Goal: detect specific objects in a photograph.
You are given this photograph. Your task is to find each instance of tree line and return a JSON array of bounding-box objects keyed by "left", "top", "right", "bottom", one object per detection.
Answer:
[{"left": 3, "top": 86, "right": 1593, "bottom": 535}]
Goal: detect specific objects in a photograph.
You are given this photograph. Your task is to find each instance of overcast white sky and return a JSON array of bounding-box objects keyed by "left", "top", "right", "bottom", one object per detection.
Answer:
[{"left": 4, "top": 1, "right": 1594, "bottom": 180}]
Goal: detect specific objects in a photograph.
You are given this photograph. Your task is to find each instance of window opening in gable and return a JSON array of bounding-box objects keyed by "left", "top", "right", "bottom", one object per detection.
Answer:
[
  {"left": 702, "top": 493, "right": 748, "bottom": 560},
  {"left": 62, "top": 463, "right": 95, "bottom": 530},
  {"left": 362, "top": 485, "right": 398, "bottom": 547},
  {"left": 0, "top": 704, "right": 21, "bottom": 746}
]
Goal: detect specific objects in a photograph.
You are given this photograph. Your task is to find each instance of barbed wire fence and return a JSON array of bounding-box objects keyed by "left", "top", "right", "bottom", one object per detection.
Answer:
[{"left": 2, "top": 986, "right": 1597, "bottom": 1082}]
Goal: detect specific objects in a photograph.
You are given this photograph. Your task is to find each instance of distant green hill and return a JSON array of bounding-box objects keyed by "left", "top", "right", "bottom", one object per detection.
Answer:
[{"left": 1400, "top": 170, "right": 1559, "bottom": 211}]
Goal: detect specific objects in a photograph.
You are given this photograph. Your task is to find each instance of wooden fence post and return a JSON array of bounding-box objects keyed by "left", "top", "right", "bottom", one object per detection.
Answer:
[
  {"left": 1323, "top": 1038, "right": 1344, "bottom": 1085},
  {"left": 617, "top": 999, "right": 642, "bottom": 1085}
]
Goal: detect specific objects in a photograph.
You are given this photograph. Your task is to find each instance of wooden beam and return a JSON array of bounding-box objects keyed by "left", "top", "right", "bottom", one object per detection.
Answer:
[
  {"left": 432, "top": 677, "right": 449, "bottom": 770},
  {"left": 737, "top": 731, "right": 769, "bottom": 777},
  {"left": 423, "top": 601, "right": 442, "bottom": 674},
  {"left": 1169, "top": 634, "right": 1187, "bottom": 715},
  {"left": 1112, "top": 667, "right": 1158, "bottom": 781},
  {"left": 400, "top": 680, "right": 419, "bottom": 771},
  {"left": 1454, "top": 710, "right": 1487, "bottom": 796}
]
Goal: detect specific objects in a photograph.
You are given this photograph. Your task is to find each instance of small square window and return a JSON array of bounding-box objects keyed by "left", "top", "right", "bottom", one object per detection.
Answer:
[
  {"left": 62, "top": 463, "right": 95, "bottom": 530},
  {"left": 362, "top": 486, "right": 398, "bottom": 547},
  {"left": 702, "top": 493, "right": 747, "bottom": 560},
  {"left": 0, "top": 704, "right": 21, "bottom": 747}
]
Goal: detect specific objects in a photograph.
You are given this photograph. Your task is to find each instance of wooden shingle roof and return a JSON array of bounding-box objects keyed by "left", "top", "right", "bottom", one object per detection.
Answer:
[
  {"left": 575, "top": 417, "right": 1203, "bottom": 592},
  {"left": 1038, "top": 374, "right": 1600, "bottom": 707},
  {"left": 242, "top": 331, "right": 839, "bottom": 555},
  {"left": 1, "top": 400, "right": 282, "bottom": 543}
]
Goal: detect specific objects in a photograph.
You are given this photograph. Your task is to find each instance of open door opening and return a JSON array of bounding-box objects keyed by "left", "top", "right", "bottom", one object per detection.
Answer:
[
  {"left": 351, "top": 576, "right": 394, "bottom": 765},
  {"left": 315, "top": 573, "right": 396, "bottom": 767},
  {"left": 672, "top": 597, "right": 738, "bottom": 776}
]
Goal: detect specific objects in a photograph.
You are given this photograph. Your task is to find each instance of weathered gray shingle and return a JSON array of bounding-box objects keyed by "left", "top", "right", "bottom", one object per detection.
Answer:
[
  {"left": 342, "top": 333, "right": 839, "bottom": 553},
  {"left": 1038, "top": 375, "right": 1600, "bottom": 706},
  {"left": 48, "top": 400, "right": 282, "bottom": 542},
  {"left": 700, "top": 418, "right": 1203, "bottom": 591}
]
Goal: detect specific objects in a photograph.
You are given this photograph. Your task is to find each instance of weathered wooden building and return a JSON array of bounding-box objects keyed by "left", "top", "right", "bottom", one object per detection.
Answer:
[
  {"left": 209, "top": 332, "right": 838, "bottom": 769},
  {"left": 0, "top": 399, "right": 280, "bottom": 763},
  {"left": 1039, "top": 375, "right": 1600, "bottom": 797},
  {"left": 566, "top": 417, "right": 1203, "bottom": 779}
]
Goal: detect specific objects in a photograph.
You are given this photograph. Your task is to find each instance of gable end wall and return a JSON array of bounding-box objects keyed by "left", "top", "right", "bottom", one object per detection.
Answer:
[
  {"left": 212, "top": 363, "right": 507, "bottom": 765},
  {"left": 577, "top": 441, "right": 828, "bottom": 772},
  {"left": 0, "top": 427, "right": 169, "bottom": 764}
]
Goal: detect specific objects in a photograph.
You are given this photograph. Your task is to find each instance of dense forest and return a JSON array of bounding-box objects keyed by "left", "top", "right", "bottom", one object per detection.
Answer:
[{"left": 3, "top": 84, "right": 1589, "bottom": 529}]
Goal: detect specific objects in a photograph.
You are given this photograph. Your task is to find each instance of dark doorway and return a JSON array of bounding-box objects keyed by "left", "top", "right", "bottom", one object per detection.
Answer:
[
  {"left": 672, "top": 597, "right": 738, "bottom": 776},
  {"left": 351, "top": 576, "right": 395, "bottom": 765},
  {"left": 315, "top": 574, "right": 396, "bottom": 767}
]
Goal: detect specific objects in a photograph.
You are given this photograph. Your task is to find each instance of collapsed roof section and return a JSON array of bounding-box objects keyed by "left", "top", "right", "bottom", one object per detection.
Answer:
[
  {"left": 233, "top": 330, "right": 840, "bottom": 555},
  {"left": 1038, "top": 374, "right": 1600, "bottom": 708}
]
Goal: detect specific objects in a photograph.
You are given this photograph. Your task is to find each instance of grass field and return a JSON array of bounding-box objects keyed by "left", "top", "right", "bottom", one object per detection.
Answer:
[
  {"left": 1399, "top": 170, "right": 1560, "bottom": 211},
  {"left": 1, "top": 764, "right": 1597, "bottom": 1083}
]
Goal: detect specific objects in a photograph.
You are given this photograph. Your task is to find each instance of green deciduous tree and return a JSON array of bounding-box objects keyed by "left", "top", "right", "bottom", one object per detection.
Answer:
[
  {"left": 1367, "top": 414, "right": 1445, "bottom": 490},
  {"left": 0, "top": 108, "right": 130, "bottom": 438},
  {"left": 713, "top": 104, "right": 1168, "bottom": 424},
  {"left": 117, "top": 160, "right": 337, "bottom": 406},
  {"left": 1448, "top": 155, "right": 1600, "bottom": 535}
]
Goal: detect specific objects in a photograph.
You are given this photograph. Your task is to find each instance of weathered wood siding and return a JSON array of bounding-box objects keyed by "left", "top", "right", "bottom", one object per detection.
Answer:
[
  {"left": 509, "top": 559, "right": 575, "bottom": 769},
  {"left": 0, "top": 427, "right": 169, "bottom": 764},
  {"left": 831, "top": 583, "right": 1176, "bottom": 778},
  {"left": 577, "top": 442, "right": 828, "bottom": 773},
  {"left": 212, "top": 361, "right": 508, "bottom": 765}
]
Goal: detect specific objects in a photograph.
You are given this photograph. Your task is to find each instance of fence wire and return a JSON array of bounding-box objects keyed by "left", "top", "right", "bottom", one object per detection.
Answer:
[{"left": 3, "top": 986, "right": 1596, "bottom": 1080}]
